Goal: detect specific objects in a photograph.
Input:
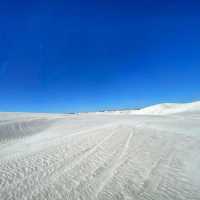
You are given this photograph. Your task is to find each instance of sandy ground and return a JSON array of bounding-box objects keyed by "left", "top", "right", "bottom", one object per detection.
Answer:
[{"left": 0, "top": 109, "right": 200, "bottom": 200}]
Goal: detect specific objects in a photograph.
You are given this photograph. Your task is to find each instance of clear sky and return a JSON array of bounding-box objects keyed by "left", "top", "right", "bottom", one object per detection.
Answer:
[{"left": 0, "top": 0, "right": 200, "bottom": 113}]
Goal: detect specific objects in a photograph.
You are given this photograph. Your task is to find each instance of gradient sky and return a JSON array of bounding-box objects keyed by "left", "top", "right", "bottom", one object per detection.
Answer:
[{"left": 0, "top": 0, "right": 200, "bottom": 113}]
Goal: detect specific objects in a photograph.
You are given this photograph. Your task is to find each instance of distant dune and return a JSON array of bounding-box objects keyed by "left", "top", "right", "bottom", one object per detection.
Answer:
[{"left": 129, "top": 101, "right": 200, "bottom": 115}]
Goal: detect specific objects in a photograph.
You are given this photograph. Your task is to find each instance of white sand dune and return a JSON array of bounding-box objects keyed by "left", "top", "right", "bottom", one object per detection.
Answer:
[
  {"left": 0, "top": 102, "right": 200, "bottom": 200},
  {"left": 129, "top": 101, "right": 200, "bottom": 115}
]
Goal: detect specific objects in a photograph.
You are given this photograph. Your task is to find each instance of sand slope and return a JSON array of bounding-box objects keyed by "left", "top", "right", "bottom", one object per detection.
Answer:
[{"left": 130, "top": 101, "right": 200, "bottom": 115}]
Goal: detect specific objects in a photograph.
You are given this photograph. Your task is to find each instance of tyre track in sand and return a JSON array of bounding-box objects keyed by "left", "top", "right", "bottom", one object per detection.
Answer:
[
  {"left": 27, "top": 126, "right": 127, "bottom": 200},
  {"left": 0, "top": 126, "right": 118, "bottom": 200},
  {"left": 30, "top": 126, "right": 133, "bottom": 200},
  {"left": 95, "top": 128, "right": 134, "bottom": 199}
]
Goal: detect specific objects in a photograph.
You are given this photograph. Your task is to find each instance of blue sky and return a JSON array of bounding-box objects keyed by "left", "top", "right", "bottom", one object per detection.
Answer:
[{"left": 0, "top": 0, "right": 200, "bottom": 113}]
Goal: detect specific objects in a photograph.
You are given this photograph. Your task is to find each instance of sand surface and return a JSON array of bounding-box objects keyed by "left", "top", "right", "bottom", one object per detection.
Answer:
[{"left": 0, "top": 103, "right": 200, "bottom": 200}]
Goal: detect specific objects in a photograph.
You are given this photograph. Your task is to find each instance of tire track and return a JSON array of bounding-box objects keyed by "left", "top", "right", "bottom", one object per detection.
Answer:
[
  {"left": 1, "top": 127, "right": 118, "bottom": 200},
  {"left": 62, "top": 127, "right": 133, "bottom": 200},
  {"left": 48, "top": 126, "right": 118, "bottom": 182},
  {"left": 27, "top": 126, "right": 125, "bottom": 200},
  {"left": 95, "top": 128, "right": 133, "bottom": 198},
  {"left": 0, "top": 126, "right": 115, "bottom": 196}
]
